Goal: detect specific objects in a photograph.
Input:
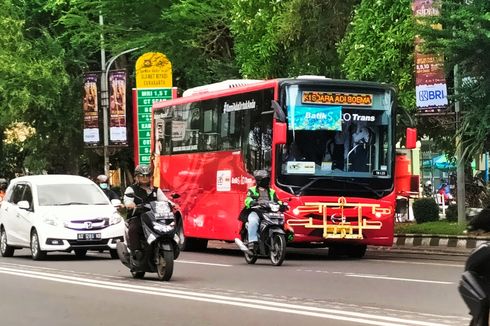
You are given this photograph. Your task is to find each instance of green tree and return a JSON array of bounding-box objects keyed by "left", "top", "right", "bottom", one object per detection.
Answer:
[
  {"left": 230, "top": 0, "right": 359, "bottom": 79},
  {"left": 338, "top": 0, "right": 416, "bottom": 117},
  {"left": 422, "top": 0, "right": 490, "bottom": 159}
]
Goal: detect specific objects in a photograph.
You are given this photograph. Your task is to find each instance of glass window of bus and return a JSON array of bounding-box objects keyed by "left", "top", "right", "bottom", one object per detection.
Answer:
[
  {"left": 201, "top": 102, "right": 219, "bottom": 151},
  {"left": 278, "top": 83, "right": 394, "bottom": 197},
  {"left": 220, "top": 111, "right": 242, "bottom": 150},
  {"left": 243, "top": 90, "right": 274, "bottom": 173},
  {"left": 171, "top": 103, "right": 199, "bottom": 153}
]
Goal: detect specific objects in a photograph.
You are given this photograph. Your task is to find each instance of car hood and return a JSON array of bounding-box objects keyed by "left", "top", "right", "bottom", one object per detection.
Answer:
[{"left": 37, "top": 205, "right": 117, "bottom": 220}]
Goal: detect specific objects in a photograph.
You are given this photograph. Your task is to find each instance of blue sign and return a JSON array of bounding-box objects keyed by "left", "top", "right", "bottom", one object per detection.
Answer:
[{"left": 288, "top": 105, "right": 342, "bottom": 131}]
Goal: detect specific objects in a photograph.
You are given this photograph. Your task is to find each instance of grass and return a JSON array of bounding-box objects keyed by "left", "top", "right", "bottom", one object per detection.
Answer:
[{"left": 395, "top": 220, "right": 468, "bottom": 236}]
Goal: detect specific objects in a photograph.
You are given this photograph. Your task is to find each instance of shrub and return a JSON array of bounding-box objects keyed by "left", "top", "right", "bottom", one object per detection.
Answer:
[
  {"left": 412, "top": 198, "right": 439, "bottom": 224},
  {"left": 445, "top": 204, "right": 458, "bottom": 222}
]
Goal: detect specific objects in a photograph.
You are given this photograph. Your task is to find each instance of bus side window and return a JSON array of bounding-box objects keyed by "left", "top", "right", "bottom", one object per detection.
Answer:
[{"left": 201, "top": 107, "right": 218, "bottom": 151}]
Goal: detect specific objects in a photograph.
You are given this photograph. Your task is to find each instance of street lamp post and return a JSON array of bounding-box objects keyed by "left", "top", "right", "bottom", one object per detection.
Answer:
[{"left": 100, "top": 47, "right": 141, "bottom": 177}]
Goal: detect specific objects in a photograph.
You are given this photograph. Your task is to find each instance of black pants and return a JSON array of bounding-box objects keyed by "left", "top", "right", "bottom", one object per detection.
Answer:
[{"left": 127, "top": 218, "right": 144, "bottom": 251}]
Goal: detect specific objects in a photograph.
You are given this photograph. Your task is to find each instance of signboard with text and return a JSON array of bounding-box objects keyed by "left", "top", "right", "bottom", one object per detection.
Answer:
[{"left": 132, "top": 88, "right": 176, "bottom": 165}]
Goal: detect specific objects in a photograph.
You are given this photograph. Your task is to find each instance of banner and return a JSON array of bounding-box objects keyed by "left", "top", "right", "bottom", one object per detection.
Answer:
[
  {"left": 109, "top": 70, "right": 127, "bottom": 144},
  {"left": 83, "top": 72, "right": 100, "bottom": 145},
  {"left": 412, "top": 0, "right": 448, "bottom": 112}
]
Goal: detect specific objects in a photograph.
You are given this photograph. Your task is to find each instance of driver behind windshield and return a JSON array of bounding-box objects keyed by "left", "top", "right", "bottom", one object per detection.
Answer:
[{"left": 241, "top": 170, "right": 282, "bottom": 251}]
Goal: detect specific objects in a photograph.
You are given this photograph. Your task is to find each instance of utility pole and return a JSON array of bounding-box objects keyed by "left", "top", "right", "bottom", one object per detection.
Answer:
[
  {"left": 454, "top": 64, "right": 466, "bottom": 224},
  {"left": 99, "top": 14, "right": 140, "bottom": 176}
]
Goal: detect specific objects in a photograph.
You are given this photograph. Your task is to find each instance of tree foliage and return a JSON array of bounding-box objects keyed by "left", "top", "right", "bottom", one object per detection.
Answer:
[
  {"left": 338, "top": 0, "right": 416, "bottom": 116},
  {"left": 230, "top": 0, "right": 359, "bottom": 79},
  {"left": 422, "top": 0, "right": 490, "bottom": 159}
]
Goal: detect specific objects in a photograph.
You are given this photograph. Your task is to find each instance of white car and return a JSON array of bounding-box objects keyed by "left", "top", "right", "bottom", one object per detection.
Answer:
[{"left": 0, "top": 175, "right": 125, "bottom": 260}]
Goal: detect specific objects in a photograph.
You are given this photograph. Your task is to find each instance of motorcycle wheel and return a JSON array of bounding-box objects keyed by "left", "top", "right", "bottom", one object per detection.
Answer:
[
  {"left": 156, "top": 250, "right": 174, "bottom": 281},
  {"left": 130, "top": 270, "right": 145, "bottom": 279},
  {"left": 269, "top": 233, "right": 286, "bottom": 266},
  {"left": 242, "top": 234, "right": 257, "bottom": 264}
]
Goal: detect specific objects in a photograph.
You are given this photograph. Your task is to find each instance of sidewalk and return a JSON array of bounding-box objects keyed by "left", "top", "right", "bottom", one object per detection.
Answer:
[{"left": 379, "top": 233, "right": 490, "bottom": 255}]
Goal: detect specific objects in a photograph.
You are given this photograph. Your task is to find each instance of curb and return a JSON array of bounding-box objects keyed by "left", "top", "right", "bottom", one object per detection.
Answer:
[{"left": 393, "top": 234, "right": 490, "bottom": 252}]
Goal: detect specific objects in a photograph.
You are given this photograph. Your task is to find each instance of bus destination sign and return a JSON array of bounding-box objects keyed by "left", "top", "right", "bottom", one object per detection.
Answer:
[{"left": 302, "top": 91, "right": 373, "bottom": 107}]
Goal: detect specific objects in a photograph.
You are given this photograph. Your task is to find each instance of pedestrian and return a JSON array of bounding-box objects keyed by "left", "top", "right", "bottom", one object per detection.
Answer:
[{"left": 0, "top": 178, "right": 8, "bottom": 202}]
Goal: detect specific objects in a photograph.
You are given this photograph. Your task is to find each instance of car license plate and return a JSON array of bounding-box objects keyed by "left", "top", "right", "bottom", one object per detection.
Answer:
[{"left": 77, "top": 233, "right": 101, "bottom": 241}]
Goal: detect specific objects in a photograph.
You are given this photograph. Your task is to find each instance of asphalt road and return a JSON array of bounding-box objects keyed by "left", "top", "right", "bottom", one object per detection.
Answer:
[{"left": 0, "top": 243, "right": 471, "bottom": 326}]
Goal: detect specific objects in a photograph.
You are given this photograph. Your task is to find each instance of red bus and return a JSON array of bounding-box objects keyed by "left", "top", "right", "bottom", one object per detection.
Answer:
[{"left": 151, "top": 77, "right": 407, "bottom": 257}]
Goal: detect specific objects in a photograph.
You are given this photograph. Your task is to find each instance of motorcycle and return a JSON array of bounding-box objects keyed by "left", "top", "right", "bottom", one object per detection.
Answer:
[
  {"left": 458, "top": 242, "right": 490, "bottom": 325},
  {"left": 117, "top": 198, "right": 180, "bottom": 281},
  {"left": 235, "top": 201, "right": 288, "bottom": 266}
]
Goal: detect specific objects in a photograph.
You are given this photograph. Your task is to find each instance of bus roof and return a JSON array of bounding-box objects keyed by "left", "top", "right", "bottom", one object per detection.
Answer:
[
  {"left": 182, "top": 79, "right": 263, "bottom": 97},
  {"left": 152, "top": 77, "right": 394, "bottom": 110}
]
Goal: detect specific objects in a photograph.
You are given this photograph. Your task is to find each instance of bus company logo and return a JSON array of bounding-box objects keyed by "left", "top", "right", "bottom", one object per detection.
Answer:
[
  {"left": 302, "top": 91, "right": 373, "bottom": 107},
  {"left": 418, "top": 90, "right": 445, "bottom": 102},
  {"left": 223, "top": 100, "right": 256, "bottom": 113},
  {"left": 341, "top": 113, "right": 375, "bottom": 122}
]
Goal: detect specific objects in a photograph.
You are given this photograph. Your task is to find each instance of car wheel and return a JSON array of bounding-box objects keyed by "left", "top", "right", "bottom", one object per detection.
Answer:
[
  {"left": 30, "top": 230, "right": 46, "bottom": 260},
  {"left": 74, "top": 249, "right": 87, "bottom": 258},
  {"left": 109, "top": 249, "right": 119, "bottom": 259},
  {"left": 0, "top": 228, "right": 15, "bottom": 257}
]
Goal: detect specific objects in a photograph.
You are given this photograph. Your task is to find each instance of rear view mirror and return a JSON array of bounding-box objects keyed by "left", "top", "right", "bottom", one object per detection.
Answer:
[
  {"left": 18, "top": 200, "right": 30, "bottom": 210},
  {"left": 111, "top": 199, "right": 122, "bottom": 207},
  {"left": 273, "top": 122, "right": 287, "bottom": 145},
  {"left": 406, "top": 128, "right": 417, "bottom": 149}
]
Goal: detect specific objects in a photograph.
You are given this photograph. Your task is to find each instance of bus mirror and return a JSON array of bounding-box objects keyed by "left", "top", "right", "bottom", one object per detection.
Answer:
[
  {"left": 271, "top": 100, "right": 286, "bottom": 123},
  {"left": 273, "top": 122, "right": 287, "bottom": 145},
  {"left": 406, "top": 128, "right": 417, "bottom": 149}
]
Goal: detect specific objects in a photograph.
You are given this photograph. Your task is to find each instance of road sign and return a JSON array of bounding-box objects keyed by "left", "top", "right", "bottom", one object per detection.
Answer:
[{"left": 133, "top": 88, "right": 175, "bottom": 165}]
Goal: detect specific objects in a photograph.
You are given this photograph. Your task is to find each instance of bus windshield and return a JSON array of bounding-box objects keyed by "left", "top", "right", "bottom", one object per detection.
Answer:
[{"left": 277, "top": 83, "right": 395, "bottom": 197}]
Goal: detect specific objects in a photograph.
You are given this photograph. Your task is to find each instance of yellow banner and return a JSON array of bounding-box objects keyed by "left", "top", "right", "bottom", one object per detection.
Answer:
[{"left": 135, "top": 52, "right": 172, "bottom": 88}]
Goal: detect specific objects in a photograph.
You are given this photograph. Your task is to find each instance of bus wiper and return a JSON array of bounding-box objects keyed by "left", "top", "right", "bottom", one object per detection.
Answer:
[
  {"left": 295, "top": 177, "right": 325, "bottom": 196},
  {"left": 330, "top": 178, "right": 385, "bottom": 197},
  {"left": 56, "top": 202, "right": 89, "bottom": 206}
]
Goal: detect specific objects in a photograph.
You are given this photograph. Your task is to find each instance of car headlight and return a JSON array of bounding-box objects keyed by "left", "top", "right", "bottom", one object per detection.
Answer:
[
  {"left": 44, "top": 217, "right": 59, "bottom": 226},
  {"left": 110, "top": 213, "right": 122, "bottom": 225}
]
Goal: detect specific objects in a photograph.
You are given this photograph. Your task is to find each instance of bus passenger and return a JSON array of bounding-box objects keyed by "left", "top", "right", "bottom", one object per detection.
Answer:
[{"left": 242, "top": 170, "right": 281, "bottom": 251}]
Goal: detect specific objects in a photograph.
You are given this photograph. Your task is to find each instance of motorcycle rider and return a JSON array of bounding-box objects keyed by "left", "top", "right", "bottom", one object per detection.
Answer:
[
  {"left": 124, "top": 164, "right": 169, "bottom": 259},
  {"left": 243, "top": 170, "right": 281, "bottom": 251},
  {"left": 0, "top": 178, "right": 8, "bottom": 202},
  {"left": 96, "top": 174, "right": 120, "bottom": 201}
]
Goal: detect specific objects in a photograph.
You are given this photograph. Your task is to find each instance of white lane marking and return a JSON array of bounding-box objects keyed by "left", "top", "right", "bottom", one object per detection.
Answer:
[
  {"left": 177, "top": 260, "right": 231, "bottom": 267},
  {"left": 346, "top": 273, "right": 454, "bottom": 285},
  {"left": 368, "top": 259, "right": 464, "bottom": 268},
  {"left": 0, "top": 266, "right": 450, "bottom": 326},
  {"left": 296, "top": 269, "right": 454, "bottom": 285}
]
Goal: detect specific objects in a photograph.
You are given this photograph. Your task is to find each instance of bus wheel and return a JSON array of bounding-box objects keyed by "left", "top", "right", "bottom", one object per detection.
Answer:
[
  {"left": 177, "top": 220, "right": 207, "bottom": 251},
  {"left": 346, "top": 244, "right": 367, "bottom": 259}
]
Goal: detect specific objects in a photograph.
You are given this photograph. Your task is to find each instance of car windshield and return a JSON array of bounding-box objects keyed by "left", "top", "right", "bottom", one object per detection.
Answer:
[{"left": 38, "top": 184, "right": 109, "bottom": 206}]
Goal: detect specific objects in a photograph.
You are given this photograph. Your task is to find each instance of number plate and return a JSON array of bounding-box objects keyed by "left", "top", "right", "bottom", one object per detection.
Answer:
[{"left": 77, "top": 233, "right": 101, "bottom": 241}]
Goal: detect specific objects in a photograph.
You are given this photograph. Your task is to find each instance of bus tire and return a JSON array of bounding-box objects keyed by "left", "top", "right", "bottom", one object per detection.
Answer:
[{"left": 177, "top": 219, "right": 207, "bottom": 251}]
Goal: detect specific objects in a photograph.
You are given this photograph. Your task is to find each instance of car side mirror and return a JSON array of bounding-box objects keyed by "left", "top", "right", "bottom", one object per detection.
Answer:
[
  {"left": 18, "top": 200, "right": 30, "bottom": 210},
  {"left": 111, "top": 199, "right": 122, "bottom": 207}
]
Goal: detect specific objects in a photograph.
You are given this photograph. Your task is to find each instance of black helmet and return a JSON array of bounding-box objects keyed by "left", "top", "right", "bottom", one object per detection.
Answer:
[
  {"left": 253, "top": 170, "right": 270, "bottom": 188},
  {"left": 134, "top": 164, "right": 152, "bottom": 176}
]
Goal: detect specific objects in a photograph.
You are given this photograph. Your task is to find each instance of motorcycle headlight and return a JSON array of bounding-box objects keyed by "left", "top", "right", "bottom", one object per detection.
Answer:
[
  {"left": 153, "top": 222, "right": 173, "bottom": 233},
  {"left": 269, "top": 203, "right": 280, "bottom": 212},
  {"left": 44, "top": 217, "right": 59, "bottom": 226},
  {"left": 110, "top": 213, "right": 123, "bottom": 225}
]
